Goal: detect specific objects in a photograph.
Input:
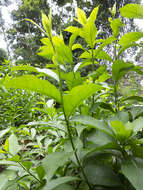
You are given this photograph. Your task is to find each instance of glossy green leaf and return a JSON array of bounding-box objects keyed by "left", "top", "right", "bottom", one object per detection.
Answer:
[
  {"left": 121, "top": 159, "right": 143, "bottom": 190},
  {"left": 129, "top": 106, "right": 143, "bottom": 120},
  {"left": 124, "top": 96, "right": 143, "bottom": 102},
  {"left": 112, "top": 60, "right": 134, "bottom": 82},
  {"left": 22, "top": 161, "right": 33, "bottom": 171},
  {"left": 74, "top": 61, "right": 93, "bottom": 73},
  {"left": 61, "top": 71, "right": 83, "bottom": 90},
  {"left": 120, "top": 4, "right": 143, "bottom": 19},
  {"left": 43, "top": 176, "right": 79, "bottom": 190},
  {"left": 53, "top": 36, "right": 73, "bottom": 65},
  {"left": 69, "top": 32, "right": 79, "bottom": 48},
  {"left": 7, "top": 155, "right": 20, "bottom": 162},
  {"left": 64, "top": 26, "right": 79, "bottom": 34},
  {"left": 77, "top": 8, "right": 87, "bottom": 25},
  {"left": 86, "top": 142, "right": 121, "bottom": 157},
  {"left": 109, "top": 3, "right": 116, "bottom": 17},
  {"left": 96, "top": 72, "right": 111, "bottom": 82},
  {"left": 3, "top": 138, "right": 9, "bottom": 152},
  {"left": 36, "top": 165, "right": 46, "bottom": 180},
  {"left": 42, "top": 152, "right": 72, "bottom": 180},
  {"left": 12, "top": 65, "right": 59, "bottom": 82},
  {"left": 63, "top": 84, "right": 103, "bottom": 117},
  {"left": 71, "top": 115, "right": 114, "bottom": 137},
  {"left": 37, "top": 46, "right": 54, "bottom": 60},
  {"left": 80, "top": 22, "right": 97, "bottom": 48},
  {"left": 84, "top": 159, "right": 121, "bottom": 187},
  {"left": 4, "top": 75, "right": 61, "bottom": 103},
  {"left": 8, "top": 134, "right": 21, "bottom": 155},
  {"left": 110, "top": 120, "right": 133, "bottom": 141},
  {"left": 0, "top": 149, "right": 6, "bottom": 154},
  {"left": 132, "top": 145, "right": 143, "bottom": 159},
  {"left": 132, "top": 117, "right": 143, "bottom": 135},
  {"left": 88, "top": 6, "right": 99, "bottom": 24},
  {"left": 72, "top": 44, "right": 84, "bottom": 51},
  {"left": 42, "top": 11, "right": 52, "bottom": 37},
  {"left": 110, "top": 18, "right": 123, "bottom": 38},
  {"left": 94, "top": 102, "right": 114, "bottom": 112},
  {"left": 80, "top": 50, "right": 112, "bottom": 62},
  {"left": 118, "top": 43, "right": 139, "bottom": 57},
  {"left": 119, "top": 32, "right": 143, "bottom": 46}
]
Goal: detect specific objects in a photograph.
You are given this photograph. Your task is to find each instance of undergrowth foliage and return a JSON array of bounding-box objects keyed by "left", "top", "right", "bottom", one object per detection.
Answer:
[{"left": 1, "top": 3, "right": 143, "bottom": 190}]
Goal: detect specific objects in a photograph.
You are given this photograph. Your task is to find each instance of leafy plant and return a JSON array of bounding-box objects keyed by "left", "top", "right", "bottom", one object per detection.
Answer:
[{"left": 1, "top": 3, "right": 143, "bottom": 190}]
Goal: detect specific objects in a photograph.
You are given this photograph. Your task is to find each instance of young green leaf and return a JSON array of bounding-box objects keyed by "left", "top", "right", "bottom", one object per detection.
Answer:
[
  {"left": 77, "top": 8, "right": 87, "bottom": 25},
  {"left": 69, "top": 32, "right": 79, "bottom": 48},
  {"left": 8, "top": 134, "right": 21, "bottom": 155},
  {"left": 42, "top": 152, "right": 72, "bottom": 180},
  {"left": 109, "top": 18, "right": 123, "bottom": 38},
  {"left": 120, "top": 4, "right": 143, "bottom": 19},
  {"left": 38, "top": 45, "right": 54, "bottom": 60},
  {"left": 72, "top": 44, "right": 84, "bottom": 51},
  {"left": 12, "top": 65, "right": 59, "bottom": 82},
  {"left": 42, "top": 11, "right": 52, "bottom": 37},
  {"left": 110, "top": 120, "right": 133, "bottom": 141},
  {"left": 88, "top": 6, "right": 99, "bottom": 24},
  {"left": 112, "top": 60, "right": 134, "bottom": 82},
  {"left": 64, "top": 26, "right": 79, "bottom": 34},
  {"left": 4, "top": 75, "right": 61, "bottom": 103},
  {"left": 63, "top": 84, "right": 103, "bottom": 118},
  {"left": 3, "top": 138, "right": 9, "bottom": 152},
  {"left": 53, "top": 36, "right": 73, "bottom": 65},
  {"left": 71, "top": 115, "right": 114, "bottom": 137},
  {"left": 36, "top": 165, "right": 46, "bottom": 180},
  {"left": 80, "top": 22, "right": 97, "bottom": 48},
  {"left": 119, "top": 32, "right": 143, "bottom": 47},
  {"left": 109, "top": 3, "right": 116, "bottom": 17},
  {"left": 80, "top": 50, "right": 112, "bottom": 62}
]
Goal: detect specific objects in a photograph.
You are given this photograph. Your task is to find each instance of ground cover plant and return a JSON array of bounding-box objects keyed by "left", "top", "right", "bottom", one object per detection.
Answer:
[{"left": 1, "top": 3, "right": 143, "bottom": 190}]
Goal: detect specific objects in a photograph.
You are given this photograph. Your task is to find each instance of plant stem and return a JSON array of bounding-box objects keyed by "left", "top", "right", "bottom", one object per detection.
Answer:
[
  {"left": 49, "top": 33, "right": 92, "bottom": 189},
  {"left": 8, "top": 152, "right": 43, "bottom": 184},
  {"left": 18, "top": 162, "right": 43, "bottom": 184},
  {"left": 58, "top": 66, "right": 92, "bottom": 190},
  {"left": 114, "top": 82, "right": 119, "bottom": 112},
  {"left": 113, "top": 41, "right": 119, "bottom": 112},
  {"left": 91, "top": 47, "right": 95, "bottom": 117}
]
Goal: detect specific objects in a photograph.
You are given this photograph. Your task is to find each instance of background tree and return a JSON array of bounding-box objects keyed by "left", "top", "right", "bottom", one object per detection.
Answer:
[{"left": 6, "top": 0, "right": 141, "bottom": 66}]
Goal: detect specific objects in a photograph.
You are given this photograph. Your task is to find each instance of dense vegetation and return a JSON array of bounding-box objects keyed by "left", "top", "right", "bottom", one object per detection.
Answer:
[{"left": 1, "top": 2, "right": 143, "bottom": 190}]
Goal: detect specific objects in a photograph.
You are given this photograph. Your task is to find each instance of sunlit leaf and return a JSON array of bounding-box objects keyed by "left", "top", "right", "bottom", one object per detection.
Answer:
[
  {"left": 63, "top": 84, "right": 103, "bottom": 117},
  {"left": 88, "top": 6, "right": 99, "bottom": 23},
  {"left": 120, "top": 4, "right": 143, "bottom": 19},
  {"left": 110, "top": 120, "right": 133, "bottom": 141},
  {"left": 8, "top": 134, "right": 21, "bottom": 155},
  {"left": 77, "top": 8, "right": 87, "bottom": 25},
  {"left": 71, "top": 115, "right": 114, "bottom": 137},
  {"left": 112, "top": 60, "right": 134, "bottom": 82},
  {"left": 4, "top": 75, "right": 61, "bottom": 103},
  {"left": 119, "top": 32, "right": 143, "bottom": 47},
  {"left": 12, "top": 65, "right": 59, "bottom": 82}
]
